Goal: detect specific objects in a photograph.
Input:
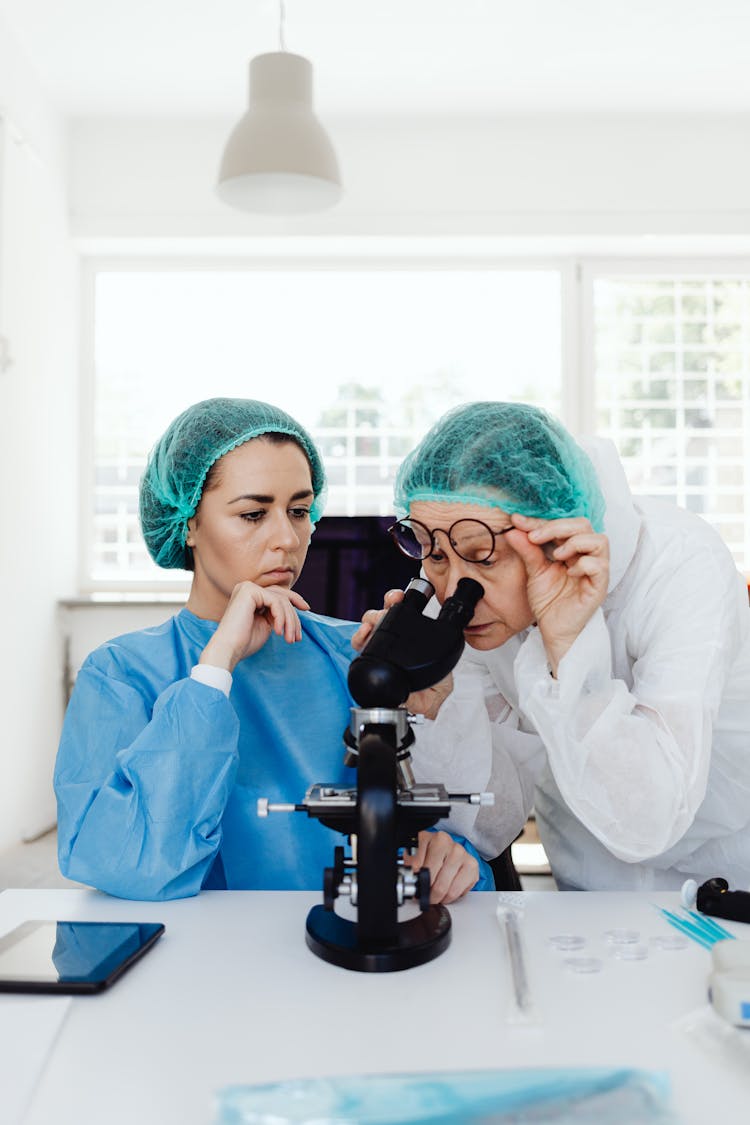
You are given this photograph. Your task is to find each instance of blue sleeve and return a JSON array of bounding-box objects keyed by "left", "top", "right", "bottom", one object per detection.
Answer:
[
  {"left": 54, "top": 661, "right": 240, "bottom": 901},
  {"left": 426, "top": 828, "right": 495, "bottom": 891},
  {"left": 452, "top": 833, "right": 495, "bottom": 891}
]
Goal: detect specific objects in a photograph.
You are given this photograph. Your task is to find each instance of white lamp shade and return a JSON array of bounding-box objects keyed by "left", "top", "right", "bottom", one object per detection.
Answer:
[{"left": 216, "top": 52, "right": 342, "bottom": 214}]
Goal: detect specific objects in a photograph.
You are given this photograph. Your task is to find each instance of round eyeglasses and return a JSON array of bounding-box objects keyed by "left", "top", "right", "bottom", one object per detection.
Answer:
[{"left": 388, "top": 517, "right": 512, "bottom": 564}]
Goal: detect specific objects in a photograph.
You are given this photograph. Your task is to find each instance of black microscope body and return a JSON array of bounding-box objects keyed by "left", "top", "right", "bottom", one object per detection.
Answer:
[
  {"left": 697, "top": 878, "right": 750, "bottom": 925},
  {"left": 258, "top": 576, "right": 490, "bottom": 972}
]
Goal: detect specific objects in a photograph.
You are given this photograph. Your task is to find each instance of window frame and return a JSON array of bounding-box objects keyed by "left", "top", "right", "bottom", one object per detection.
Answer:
[
  {"left": 82, "top": 250, "right": 750, "bottom": 593},
  {"left": 579, "top": 256, "right": 750, "bottom": 423},
  {"left": 580, "top": 256, "right": 750, "bottom": 572},
  {"left": 79, "top": 251, "right": 576, "bottom": 593}
]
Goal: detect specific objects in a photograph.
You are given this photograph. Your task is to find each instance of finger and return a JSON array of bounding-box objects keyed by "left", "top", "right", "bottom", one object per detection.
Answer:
[
  {"left": 512, "top": 512, "right": 593, "bottom": 559},
  {"left": 263, "top": 584, "right": 310, "bottom": 610},
  {"left": 284, "top": 598, "right": 302, "bottom": 643},
  {"left": 550, "top": 533, "right": 608, "bottom": 560},
  {"left": 360, "top": 608, "right": 385, "bottom": 628},
  {"left": 429, "top": 843, "right": 478, "bottom": 904},
  {"left": 406, "top": 673, "right": 453, "bottom": 720},
  {"left": 288, "top": 589, "right": 311, "bottom": 611},
  {"left": 429, "top": 855, "right": 460, "bottom": 903},
  {"left": 350, "top": 622, "right": 373, "bottom": 652},
  {"left": 288, "top": 599, "right": 303, "bottom": 643},
  {"left": 266, "top": 594, "right": 300, "bottom": 644},
  {"left": 504, "top": 527, "right": 549, "bottom": 575},
  {"left": 441, "top": 861, "right": 479, "bottom": 903},
  {"left": 264, "top": 596, "right": 287, "bottom": 637},
  {"left": 525, "top": 516, "right": 594, "bottom": 543},
  {"left": 418, "top": 831, "right": 454, "bottom": 898},
  {"left": 383, "top": 589, "right": 405, "bottom": 607},
  {"left": 563, "top": 555, "right": 609, "bottom": 582},
  {"left": 510, "top": 512, "right": 545, "bottom": 531},
  {"left": 408, "top": 832, "right": 430, "bottom": 871},
  {"left": 351, "top": 608, "right": 384, "bottom": 652}
]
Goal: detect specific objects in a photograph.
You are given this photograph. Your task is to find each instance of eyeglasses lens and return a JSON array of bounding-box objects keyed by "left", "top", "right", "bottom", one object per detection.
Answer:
[
  {"left": 391, "top": 520, "right": 432, "bottom": 559},
  {"left": 449, "top": 520, "right": 495, "bottom": 562}
]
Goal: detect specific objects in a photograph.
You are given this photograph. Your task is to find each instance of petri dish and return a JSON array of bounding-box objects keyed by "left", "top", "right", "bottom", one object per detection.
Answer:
[
  {"left": 612, "top": 943, "right": 649, "bottom": 961},
  {"left": 603, "top": 928, "right": 641, "bottom": 946},
  {"left": 650, "top": 934, "right": 689, "bottom": 951},
  {"left": 564, "top": 956, "right": 603, "bottom": 974},
  {"left": 548, "top": 934, "right": 586, "bottom": 952}
]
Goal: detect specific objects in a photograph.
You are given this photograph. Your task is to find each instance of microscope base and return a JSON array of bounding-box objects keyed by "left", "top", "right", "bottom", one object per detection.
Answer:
[{"left": 305, "top": 904, "right": 451, "bottom": 973}]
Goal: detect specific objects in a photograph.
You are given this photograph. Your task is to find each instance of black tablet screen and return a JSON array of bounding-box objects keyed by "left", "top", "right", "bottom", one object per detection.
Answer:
[{"left": 0, "top": 920, "right": 164, "bottom": 991}]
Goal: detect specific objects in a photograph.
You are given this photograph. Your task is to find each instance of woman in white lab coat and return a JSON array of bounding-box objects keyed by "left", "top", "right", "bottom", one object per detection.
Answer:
[{"left": 357, "top": 401, "right": 750, "bottom": 891}]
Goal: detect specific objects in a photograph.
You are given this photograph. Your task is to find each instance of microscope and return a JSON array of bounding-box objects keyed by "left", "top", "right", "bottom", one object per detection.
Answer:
[{"left": 258, "top": 576, "right": 494, "bottom": 972}]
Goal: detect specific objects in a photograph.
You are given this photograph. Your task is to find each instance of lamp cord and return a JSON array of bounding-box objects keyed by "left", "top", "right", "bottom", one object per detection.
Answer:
[{"left": 279, "top": 0, "right": 286, "bottom": 51}]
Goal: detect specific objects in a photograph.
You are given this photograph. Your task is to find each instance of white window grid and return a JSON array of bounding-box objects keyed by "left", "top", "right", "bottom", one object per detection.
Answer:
[
  {"left": 81, "top": 257, "right": 566, "bottom": 590},
  {"left": 581, "top": 262, "right": 750, "bottom": 573},
  {"left": 82, "top": 256, "right": 750, "bottom": 590}
]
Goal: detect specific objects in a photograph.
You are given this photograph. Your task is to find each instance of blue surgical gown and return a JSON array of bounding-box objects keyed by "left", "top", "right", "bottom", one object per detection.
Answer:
[{"left": 55, "top": 608, "right": 493, "bottom": 900}]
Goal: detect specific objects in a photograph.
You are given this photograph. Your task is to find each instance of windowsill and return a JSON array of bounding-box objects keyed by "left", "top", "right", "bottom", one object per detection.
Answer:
[{"left": 58, "top": 593, "right": 188, "bottom": 607}]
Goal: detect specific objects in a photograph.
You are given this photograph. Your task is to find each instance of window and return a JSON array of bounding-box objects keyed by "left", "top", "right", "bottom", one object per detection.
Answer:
[
  {"left": 84, "top": 255, "right": 750, "bottom": 591},
  {"left": 86, "top": 264, "right": 562, "bottom": 587},
  {"left": 589, "top": 267, "right": 750, "bottom": 571}
]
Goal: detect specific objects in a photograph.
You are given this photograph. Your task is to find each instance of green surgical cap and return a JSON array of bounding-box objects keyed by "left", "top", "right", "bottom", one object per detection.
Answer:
[
  {"left": 394, "top": 401, "right": 605, "bottom": 531},
  {"left": 140, "top": 397, "right": 327, "bottom": 570}
]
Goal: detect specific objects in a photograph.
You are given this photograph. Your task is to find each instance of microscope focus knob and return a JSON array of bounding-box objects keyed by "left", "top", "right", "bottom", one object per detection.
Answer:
[
  {"left": 417, "top": 867, "right": 431, "bottom": 912},
  {"left": 323, "top": 867, "right": 338, "bottom": 911}
]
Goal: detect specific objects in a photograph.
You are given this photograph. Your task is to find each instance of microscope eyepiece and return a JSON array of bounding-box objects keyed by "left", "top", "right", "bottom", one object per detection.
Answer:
[
  {"left": 401, "top": 577, "right": 435, "bottom": 609},
  {"left": 347, "top": 576, "right": 485, "bottom": 709},
  {"left": 436, "top": 578, "right": 484, "bottom": 630}
]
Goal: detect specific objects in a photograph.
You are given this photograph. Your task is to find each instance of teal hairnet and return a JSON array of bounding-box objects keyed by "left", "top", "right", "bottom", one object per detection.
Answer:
[
  {"left": 394, "top": 402, "right": 605, "bottom": 531},
  {"left": 140, "top": 397, "right": 327, "bottom": 570}
]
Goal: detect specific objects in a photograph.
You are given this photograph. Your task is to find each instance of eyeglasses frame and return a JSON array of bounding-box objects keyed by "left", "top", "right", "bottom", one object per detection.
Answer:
[{"left": 388, "top": 516, "right": 513, "bottom": 565}]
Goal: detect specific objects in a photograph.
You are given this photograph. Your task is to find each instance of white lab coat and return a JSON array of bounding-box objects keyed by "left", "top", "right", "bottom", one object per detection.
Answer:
[{"left": 411, "top": 439, "right": 750, "bottom": 891}]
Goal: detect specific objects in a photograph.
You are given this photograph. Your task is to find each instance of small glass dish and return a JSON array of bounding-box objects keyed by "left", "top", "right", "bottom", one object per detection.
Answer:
[
  {"left": 563, "top": 956, "right": 603, "bottom": 974},
  {"left": 611, "top": 943, "right": 649, "bottom": 961},
  {"left": 650, "top": 934, "right": 689, "bottom": 951},
  {"left": 548, "top": 934, "right": 586, "bottom": 952},
  {"left": 602, "top": 928, "right": 641, "bottom": 946}
]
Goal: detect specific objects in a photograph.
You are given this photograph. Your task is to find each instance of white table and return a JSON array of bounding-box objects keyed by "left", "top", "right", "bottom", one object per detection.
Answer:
[{"left": 1, "top": 887, "right": 748, "bottom": 1124}]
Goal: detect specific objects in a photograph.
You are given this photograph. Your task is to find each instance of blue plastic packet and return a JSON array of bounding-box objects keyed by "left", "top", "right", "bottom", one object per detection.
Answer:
[{"left": 215, "top": 1067, "right": 678, "bottom": 1124}]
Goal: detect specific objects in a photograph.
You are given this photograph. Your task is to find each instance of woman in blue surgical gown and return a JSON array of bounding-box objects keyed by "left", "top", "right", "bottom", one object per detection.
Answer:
[
  {"left": 357, "top": 401, "right": 750, "bottom": 893},
  {"left": 54, "top": 398, "right": 492, "bottom": 901}
]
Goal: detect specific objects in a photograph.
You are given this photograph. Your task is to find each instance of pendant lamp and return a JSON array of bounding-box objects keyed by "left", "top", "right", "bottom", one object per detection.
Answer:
[{"left": 216, "top": 32, "right": 342, "bottom": 214}]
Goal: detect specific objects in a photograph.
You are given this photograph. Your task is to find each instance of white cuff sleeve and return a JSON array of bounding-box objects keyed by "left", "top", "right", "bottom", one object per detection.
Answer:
[{"left": 190, "top": 663, "right": 233, "bottom": 698}]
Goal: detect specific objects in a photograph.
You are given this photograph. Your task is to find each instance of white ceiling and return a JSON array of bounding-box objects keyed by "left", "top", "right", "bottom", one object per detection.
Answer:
[{"left": 3, "top": 0, "right": 750, "bottom": 118}]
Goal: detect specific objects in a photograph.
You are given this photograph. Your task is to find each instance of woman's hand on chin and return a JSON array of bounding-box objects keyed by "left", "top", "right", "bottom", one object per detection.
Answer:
[{"left": 200, "top": 581, "right": 311, "bottom": 672}]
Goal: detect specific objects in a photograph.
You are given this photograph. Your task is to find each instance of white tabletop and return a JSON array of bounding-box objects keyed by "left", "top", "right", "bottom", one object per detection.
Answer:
[{"left": 1, "top": 887, "right": 748, "bottom": 1125}]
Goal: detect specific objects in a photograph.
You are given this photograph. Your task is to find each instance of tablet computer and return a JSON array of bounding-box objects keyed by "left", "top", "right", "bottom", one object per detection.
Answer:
[{"left": 0, "top": 919, "right": 165, "bottom": 994}]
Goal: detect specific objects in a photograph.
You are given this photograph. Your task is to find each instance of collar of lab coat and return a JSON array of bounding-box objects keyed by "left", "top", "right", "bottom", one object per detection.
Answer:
[{"left": 579, "top": 436, "right": 641, "bottom": 595}]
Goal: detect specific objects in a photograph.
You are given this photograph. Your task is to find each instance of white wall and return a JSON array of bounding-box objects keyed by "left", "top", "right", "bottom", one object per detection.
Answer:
[
  {"left": 69, "top": 113, "right": 750, "bottom": 239},
  {"left": 0, "top": 15, "right": 77, "bottom": 848},
  {"left": 59, "top": 601, "right": 185, "bottom": 702},
  {"left": 2, "top": 83, "right": 749, "bottom": 856}
]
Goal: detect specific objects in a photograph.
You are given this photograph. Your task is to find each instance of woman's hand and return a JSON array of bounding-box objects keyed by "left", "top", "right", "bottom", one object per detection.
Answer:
[
  {"left": 403, "top": 830, "right": 480, "bottom": 903},
  {"left": 200, "top": 581, "right": 310, "bottom": 672},
  {"left": 506, "top": 513, "right": 609, "bottom": 675},
  {"left": 351, "top": 589, "right": 453, "bottom": 719}
]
